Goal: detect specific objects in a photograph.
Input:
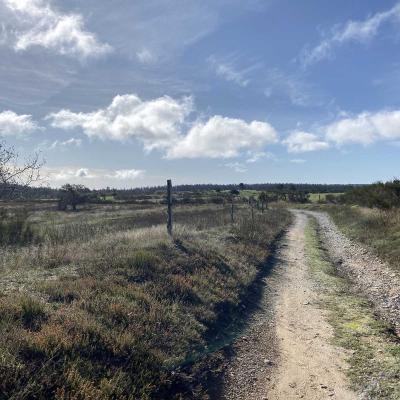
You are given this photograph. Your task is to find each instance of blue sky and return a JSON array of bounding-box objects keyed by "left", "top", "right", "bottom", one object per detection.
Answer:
[{"left": 0, "top": 0, "right": 399, "bottom": 188}]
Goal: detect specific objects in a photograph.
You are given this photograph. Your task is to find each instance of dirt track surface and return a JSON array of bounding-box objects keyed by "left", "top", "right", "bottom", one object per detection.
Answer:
[
  {"left": 305, "top": 210, "right": 400, "bottom": 335},
  {"left": 221, "top": 211, "right": 356, "bottom": 400}
]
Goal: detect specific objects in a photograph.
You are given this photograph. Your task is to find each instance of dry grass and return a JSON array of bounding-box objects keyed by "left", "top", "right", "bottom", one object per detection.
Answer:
[
  {"left": 0, "top": 204, "right": 291, "bottom": 399},
  {"left": 318, "top": 205, "right": 400, "bottom": 273}
]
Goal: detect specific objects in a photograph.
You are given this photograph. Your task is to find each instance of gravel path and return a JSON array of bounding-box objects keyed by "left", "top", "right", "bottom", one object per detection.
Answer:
[
  {"left": 305, "top": 210, "right": 400, "bottom": 335},
  {"left": 221, "top": 210, "right": 356, "bottom": 400}
]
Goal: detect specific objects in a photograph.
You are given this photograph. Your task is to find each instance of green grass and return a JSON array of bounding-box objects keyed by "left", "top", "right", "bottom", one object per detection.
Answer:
[
  {"left": 305, "top": 218, "right": 400, "bottom": 399},
  {"left": 308, "top": 192, "right": 343, "bottom": 203},
  {"left": 0, "top": 205, "right": 291, "bottom": 399}
]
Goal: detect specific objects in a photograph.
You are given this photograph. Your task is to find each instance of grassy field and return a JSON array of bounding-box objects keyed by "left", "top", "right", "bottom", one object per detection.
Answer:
[{"left": 0, "top": 202, "right": 291, "bottom": 399}]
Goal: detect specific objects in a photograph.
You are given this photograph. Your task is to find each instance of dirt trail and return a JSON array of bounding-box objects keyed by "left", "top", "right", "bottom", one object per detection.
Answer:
[{"left": 221, "top": 210, "right": 356, "bottom": 400}]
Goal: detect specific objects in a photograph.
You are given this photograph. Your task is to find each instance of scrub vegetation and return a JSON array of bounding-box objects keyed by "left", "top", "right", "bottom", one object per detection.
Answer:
[{"left": 0, "top": 202, "right": 291, "bottom": 399}]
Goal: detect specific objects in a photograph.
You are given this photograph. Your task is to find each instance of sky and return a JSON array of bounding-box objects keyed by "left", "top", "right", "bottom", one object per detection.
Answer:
[{"left": 0, "top": 0, "right": 400, "bottom": 188}]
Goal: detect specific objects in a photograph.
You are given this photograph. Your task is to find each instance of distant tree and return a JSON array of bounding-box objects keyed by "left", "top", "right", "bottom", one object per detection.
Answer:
[
  {"left": 58, "top": 184, "right": 91, "bottom": 211},
  {"left": 239, "top": 183, "right": 245, "bottom": 190},
  {"left": 341, "top": 179, "right": 400, "bottom": 209},
  {"left": 230, "top": 189, "right": 240, "bottom": 196},
  {"left": 0, "top": 141, "right": 43, "bottom": 199}
]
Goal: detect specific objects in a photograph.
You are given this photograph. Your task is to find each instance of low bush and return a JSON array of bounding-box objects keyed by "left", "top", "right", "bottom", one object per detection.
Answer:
[{"left": 340, "top": 180, "right": 400, "bottom": 209}]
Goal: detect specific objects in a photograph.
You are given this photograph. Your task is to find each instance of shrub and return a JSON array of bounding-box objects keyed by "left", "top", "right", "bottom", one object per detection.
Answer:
[{"left": 341, "top": 180, "right": 400, "bottom": 209}]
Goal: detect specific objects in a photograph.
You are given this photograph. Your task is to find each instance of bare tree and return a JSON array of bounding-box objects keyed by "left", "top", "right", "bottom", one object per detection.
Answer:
[{"left": 0, "top": 141, "right": 43, "bottom": 199}]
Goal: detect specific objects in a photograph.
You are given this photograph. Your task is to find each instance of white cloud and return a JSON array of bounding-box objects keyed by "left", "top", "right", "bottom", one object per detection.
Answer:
[
  {"left": 75, "top": 168, "right": 90, "bottom": 178},
  {"left": 47, "top": 166, "right": 145, "bottom": 185},
  {"left": 112, "top": 169, "right": 145, "bottom": 180},
  {"left": 49, "top": 137, "right": 82, "bottom": 149},
  {"left": 284, "top": 131, "right": 329, "bottom": 153},
  {"left": 0, "top": 110, "right": 39, "bottom": 135},
  {"left": 2, "top": 0, "right": 111, "bottom": 58},
  {"left": 47, "top": 94, "right": 194, "bottom": 152},
  {"left": 50, "top": 167, "right": 87, "bottom": 181},
  {"left": 48, "top": 94, "right": 278, "bottom": 159},
  {"left": 224, "top": 162, "right": 247, "bottom": 173},
  {"left": 136, "top": 48, "right": 157, "bottom": 64},
  {"left": 325, "top": 109, "right": 400, "bottom": 145},
  {"left": 246, "top": 151, "right": 268, "bottom": 163},
  {"left": 301, "top": 3, "right": 400, "bottom": 66},
  {"left": 208, "top": 55, "right": 254, "bottom": 87},
  {"left": 167, "top": 115, "right": 278, "bottom": 159}
]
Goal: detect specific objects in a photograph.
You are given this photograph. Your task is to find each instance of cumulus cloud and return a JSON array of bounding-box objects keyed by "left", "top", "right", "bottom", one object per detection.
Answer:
[
  {"left": 284, "top": 131, "right": 329, "bottom": 153},
  {"left": 325, "top": 109, "right": 400, "bottom": 145},
  {"left": 47, "top": 94, "right": 278, "bottom": 159},
  {"left": 50, "top": 167, "right": 90, "bottom": 181},
  {"left": 167, "top": 115, "right": 278, "bottom": 159},
  {"left": 75, "top": 168, "right": 90, "bottom": 178},
  {"left": 301, "top": 3, "right": 400, "bottom": 66},
  {"left": 0, "top": 110, "right": 39, "bottom": 135},
  {"left": 2, "top": 0, "right": 111, "bottom": 58},
  {"left": 47, "top": 94, "right": 193, "bottom": 152}
]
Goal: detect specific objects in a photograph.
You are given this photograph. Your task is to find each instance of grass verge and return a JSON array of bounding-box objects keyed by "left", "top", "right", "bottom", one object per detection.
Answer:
[
  {"left": 0, "top": 208, "right": 291, "bottom": 399},
  {"left": 300, "top": 204, "right": 400, "bottom": 274},
  {"left": 304, "top": 217, "right": 400, "bottom": 399}
]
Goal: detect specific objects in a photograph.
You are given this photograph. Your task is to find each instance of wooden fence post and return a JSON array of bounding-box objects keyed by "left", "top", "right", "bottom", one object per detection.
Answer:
[
  {"left": 167, "top": 179, "right": 172, "bottom": 235},
  {"left": 231, "top": 198, "right": 234, "bottom": 223}
]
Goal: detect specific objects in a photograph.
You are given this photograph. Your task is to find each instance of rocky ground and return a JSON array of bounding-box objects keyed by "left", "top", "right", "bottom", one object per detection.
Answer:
[{"left": 306, "top": 210, "right": 400, "bottom": 336}]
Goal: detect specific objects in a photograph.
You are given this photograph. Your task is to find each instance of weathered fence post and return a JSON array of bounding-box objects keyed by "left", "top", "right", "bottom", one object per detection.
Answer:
[
  {"left": 230, "top": 198, "right": 234, "bottom": 223},
  {"left": 167, "top": 179, "right": 173, "bottom": 235}
]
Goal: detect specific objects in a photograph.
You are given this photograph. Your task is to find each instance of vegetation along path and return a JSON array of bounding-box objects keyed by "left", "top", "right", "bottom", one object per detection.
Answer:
[{"left": 221, "top": 210, "right": 400, "bottom": 399}]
